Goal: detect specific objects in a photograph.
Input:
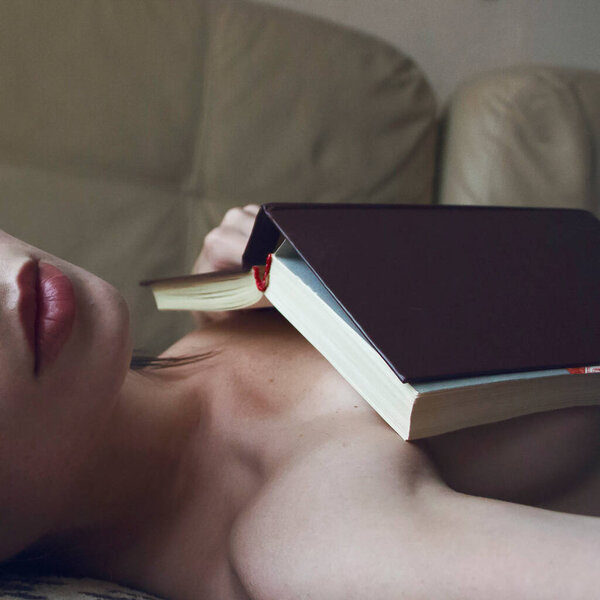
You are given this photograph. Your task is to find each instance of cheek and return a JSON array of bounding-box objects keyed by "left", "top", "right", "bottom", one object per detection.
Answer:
[
  {"left": 0, "top": 343, "right": 130, "bottom": 526},
  {"left": 0, "top": 281, "right": 132, "bottom": 499},
  {"left": 0, "top": 230, "right": 134, "bottom": 519}
]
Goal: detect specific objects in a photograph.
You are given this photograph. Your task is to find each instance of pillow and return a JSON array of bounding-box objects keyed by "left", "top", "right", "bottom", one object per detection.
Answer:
[{"left": 0, "top": 573, "right": 162, "bottom": 600}]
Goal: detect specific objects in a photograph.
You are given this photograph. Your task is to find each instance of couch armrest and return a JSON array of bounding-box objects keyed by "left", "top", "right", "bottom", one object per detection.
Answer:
[{"left": 437, "top": 66, "right": 600, "bottom": 215}]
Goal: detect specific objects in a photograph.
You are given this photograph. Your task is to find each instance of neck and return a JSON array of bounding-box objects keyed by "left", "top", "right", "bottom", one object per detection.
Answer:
[{"left": 22, "top": 366, "right": 206, "bottom": 575}]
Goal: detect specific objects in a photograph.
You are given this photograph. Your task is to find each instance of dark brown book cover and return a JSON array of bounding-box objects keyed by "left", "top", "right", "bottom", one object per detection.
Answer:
[{"left": 242, "top": 203, "right": 600, "bottom": 383}]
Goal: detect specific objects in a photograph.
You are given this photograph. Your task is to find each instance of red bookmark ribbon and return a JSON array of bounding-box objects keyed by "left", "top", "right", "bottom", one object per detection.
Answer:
[
  {"left": 567, "top": 366, "right": 600, "bottom": 375},
  {"left": 252, "top": 254, "right": 272, "bottom": 292},
  {"left": 567, "top": 366, "right": 600, "bottom": 374}
]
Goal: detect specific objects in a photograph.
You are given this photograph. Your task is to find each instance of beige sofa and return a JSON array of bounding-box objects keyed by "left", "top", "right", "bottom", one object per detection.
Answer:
[
  {"left": 1, "top": 1, "right": 599, "bottom": 598},
  {"left": 0, "top": 0, "right": 436, "bottom": 358}
]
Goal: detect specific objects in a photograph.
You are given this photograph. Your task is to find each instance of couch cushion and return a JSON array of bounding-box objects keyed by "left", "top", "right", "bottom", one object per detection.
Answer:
[
  {"left": 0, "top": 573, "right": 162, "bottom": 599},
  {"left": 0, "top": 0, "right": 436, "bottom": 353},
  {"left": 187, "top": 0, "right": 436, "bottom": 215},
  {"left": 0, "top": 164, "right": 198, "bottom": 354},
  {"left": 437, "top": 66, "right": 600, "bottom": 215}
]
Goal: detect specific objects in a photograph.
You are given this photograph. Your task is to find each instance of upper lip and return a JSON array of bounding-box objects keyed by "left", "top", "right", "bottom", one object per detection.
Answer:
[{"left": 17, "top": 258, "right": 40, "bottom": 371}]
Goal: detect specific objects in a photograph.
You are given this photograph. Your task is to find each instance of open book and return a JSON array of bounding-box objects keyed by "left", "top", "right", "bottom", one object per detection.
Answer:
[{"left": 142, "top": 204, "right": 600, "bottom": 439}]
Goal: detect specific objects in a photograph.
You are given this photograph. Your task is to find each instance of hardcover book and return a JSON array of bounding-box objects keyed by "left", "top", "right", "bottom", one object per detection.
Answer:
[{"left": 142, "top": 204, "right": 600, "bottom": 439}]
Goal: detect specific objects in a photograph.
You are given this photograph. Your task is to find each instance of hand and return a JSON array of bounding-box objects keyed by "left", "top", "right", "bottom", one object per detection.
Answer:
[
  {"left": 192, "top": 205, "right": 271, "bottom": 326},
  {"left": 193, "top": 205, "right": 260, "bottom": 274}
]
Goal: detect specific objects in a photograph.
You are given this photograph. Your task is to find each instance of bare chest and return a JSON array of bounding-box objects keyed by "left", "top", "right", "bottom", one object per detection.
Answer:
[{"left": 151, "top": 313, "right": 400, "bottom": 599}]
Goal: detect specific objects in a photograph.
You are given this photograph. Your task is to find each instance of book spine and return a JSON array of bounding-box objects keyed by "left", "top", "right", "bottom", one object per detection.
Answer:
[{"left": 242, "top": 207, "right": 281, "bottom": 268}]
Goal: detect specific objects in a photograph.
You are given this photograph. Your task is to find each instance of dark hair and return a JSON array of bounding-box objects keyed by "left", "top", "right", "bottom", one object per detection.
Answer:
[{"left": 130, "top": 351, "right": 216, "bottom": 371}]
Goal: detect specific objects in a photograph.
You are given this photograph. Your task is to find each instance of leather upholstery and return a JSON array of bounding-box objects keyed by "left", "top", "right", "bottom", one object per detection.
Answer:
[
  {"left": 0, "top": 0, "right": 436, "bottom": 353},
  {"left": 0, "top": 2, "right": 599, "bottom": 599},
  {"left": 437, "top": 66, "right": 600, "bottom": 216}
]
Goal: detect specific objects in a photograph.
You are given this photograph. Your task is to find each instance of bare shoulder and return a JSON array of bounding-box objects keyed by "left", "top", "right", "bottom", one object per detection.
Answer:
[
  {"left": 230, "top": 421, "right": 445, "bottom": 600},
  {"left": 167, "top": 311, "right": 600, "bottom": 599},
  {"left": 229, "top": 406, "right": 600, "bottom": 600}
]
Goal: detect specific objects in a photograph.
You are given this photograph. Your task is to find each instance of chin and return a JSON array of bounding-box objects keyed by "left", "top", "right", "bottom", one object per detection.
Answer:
[
  {"left": 77, "top": 276, "right": 132, "bottom": 394},
  {"left": 44, "top": 265, "right": 133, "bottom": 418}
]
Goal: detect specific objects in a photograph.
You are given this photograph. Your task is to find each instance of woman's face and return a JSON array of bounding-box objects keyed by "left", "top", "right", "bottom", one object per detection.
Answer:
[{"left": 0, "top": 229, "right": 131, "bottom": 528}]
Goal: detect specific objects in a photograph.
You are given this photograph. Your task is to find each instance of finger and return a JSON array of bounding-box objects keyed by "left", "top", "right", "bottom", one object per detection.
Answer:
[
  {"left": 243, "top": 204, "right": 260, "bottom": 216},
  {"left": 197, "top": 226, "right": 249, "bottom": 272},
  {"left": 221, "top": 207, "right": 257, "bottom": 231}
]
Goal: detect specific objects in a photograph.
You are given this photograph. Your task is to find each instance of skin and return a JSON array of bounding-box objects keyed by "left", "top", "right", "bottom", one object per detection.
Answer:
[{"left": 1, "top": 208, "right": 600, "bottom": 600}]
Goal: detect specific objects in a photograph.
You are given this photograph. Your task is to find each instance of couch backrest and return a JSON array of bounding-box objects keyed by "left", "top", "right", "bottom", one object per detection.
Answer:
[
  {"left": 437, "top": 66, "right": 600, "bottom": 216},
  {"left": 0, "top": 0, "right": 436, "bottom": 352}
]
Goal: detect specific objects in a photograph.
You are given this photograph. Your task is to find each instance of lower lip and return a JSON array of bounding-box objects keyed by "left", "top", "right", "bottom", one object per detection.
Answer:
[{"left": 18, "top": 261, "right": 77, "bottom": 375}]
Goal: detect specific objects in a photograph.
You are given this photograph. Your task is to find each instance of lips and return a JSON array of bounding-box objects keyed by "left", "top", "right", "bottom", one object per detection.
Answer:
[{"left": 17, "top": 260, "right": 77, "bottom": 375}]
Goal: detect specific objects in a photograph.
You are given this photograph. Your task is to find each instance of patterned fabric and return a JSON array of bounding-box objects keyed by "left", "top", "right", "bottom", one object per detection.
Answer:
[{"left": 0, "top": 574, "right": 163, "bottom": 600}]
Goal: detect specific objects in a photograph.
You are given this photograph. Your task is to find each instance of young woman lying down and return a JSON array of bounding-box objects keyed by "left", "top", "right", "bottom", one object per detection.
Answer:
[{"left": 1, "top": 204, "right": 599, "bottom": 600}]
